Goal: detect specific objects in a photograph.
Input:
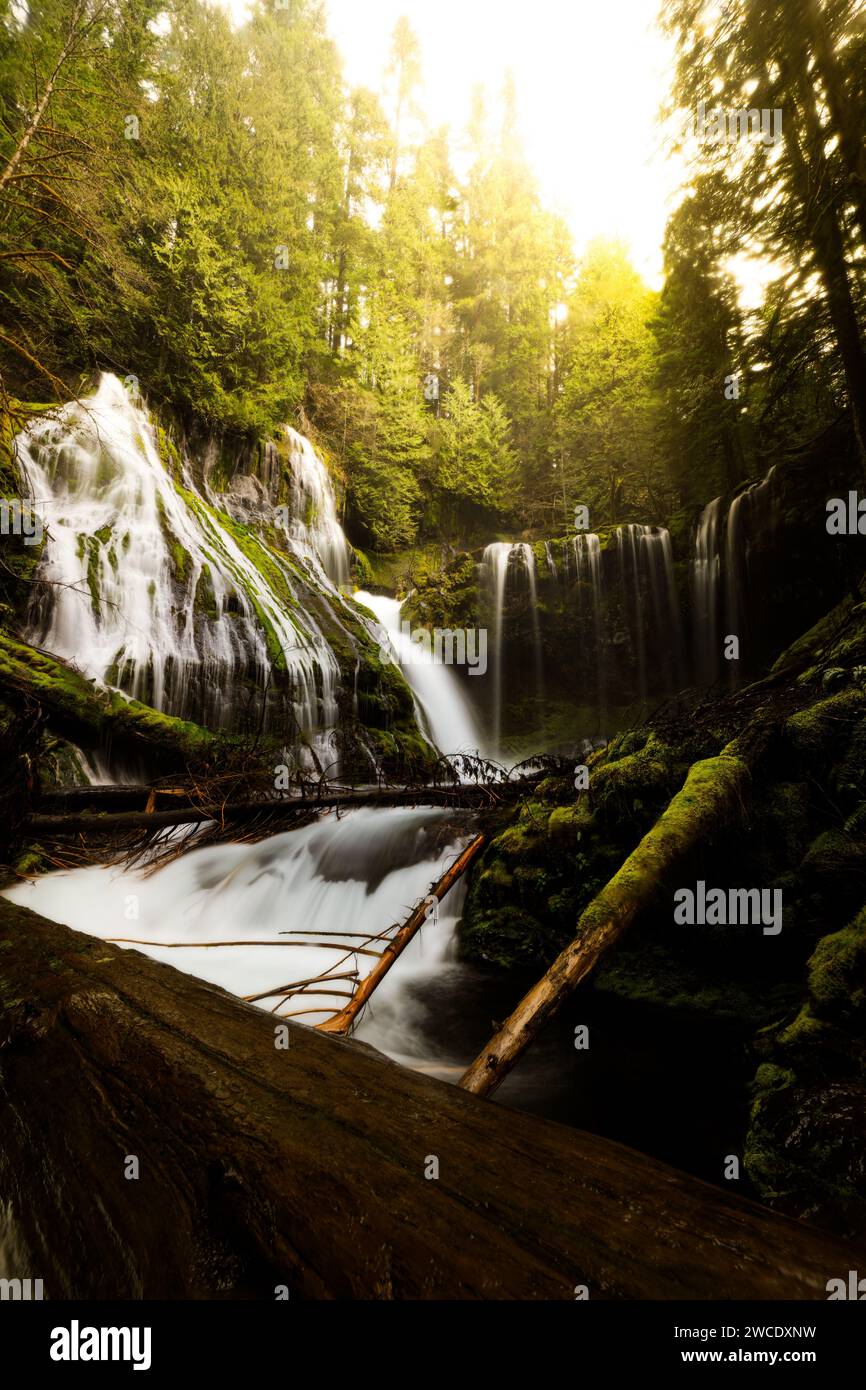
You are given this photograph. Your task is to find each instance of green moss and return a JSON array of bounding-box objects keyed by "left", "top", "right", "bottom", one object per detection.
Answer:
[
  {"left": 786, "top": 688, "right": 866, "bottom": 758},
  {"left": 0, "top": 630, "right": 230, "bottom": 767},
  {"left": 155, "top": 493, "right": 190, "bottom": 586},
  {"left": 350, "top": 546, "right": 374, "bottom": 588},
  {"left": 777, "top": 1003, "right": 828, "bottom": 1053},
  {"left": 156, "top": 425, "right": 184, "bottom": 483},
  {"left": 547, "top": 803, "right": 590, "bottom": 847},
  {"left": 401, "top": 552, "right": 480, "bottom": 630},
  {"left": 594, "top": 940, "right": 795, "bottom": 1025},
  {"left": 807, "top": 907, "right": 866, "bottom": 1018},
  {"left": 589, "top": 732, "right": 676, "bottom": 821},
  {"left": 193, "top": 563, "right": 219, "bottom": 622}
]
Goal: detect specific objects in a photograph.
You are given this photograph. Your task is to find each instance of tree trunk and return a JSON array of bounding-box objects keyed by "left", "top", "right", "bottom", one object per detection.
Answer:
[
  {"left": 24, "top": 786, "right": 520, "bottom": 837},
  {"left": 0, "top": 0, "right": 88, "bottom": 195},
  {"left": 459, "top": 749, "right": 750, "bottom": 1098},
  {"left": 0, "top": 899, "right": 854, "bottom": 1299},
  {"left": 803, "top": 0, "right": 866, "bottom": 249},
  {"left": 786, "top": 75, "right": 866, "bottom": 475}
]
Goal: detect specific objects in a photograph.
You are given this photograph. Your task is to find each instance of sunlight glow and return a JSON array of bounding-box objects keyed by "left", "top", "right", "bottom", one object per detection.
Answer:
[{"left": 222, "top": 0, "right": 681, "bottom": 288}]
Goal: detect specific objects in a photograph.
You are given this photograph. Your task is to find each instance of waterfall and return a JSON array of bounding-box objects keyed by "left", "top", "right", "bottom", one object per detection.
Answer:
[
  {"left": 480, "top": 526, "right": 685, "bottom": 743},
  {"left": 353, "top": 591, "right": 485, "bottom": 759},
  {"left": 692, "top": 496, "right": 721, "bottom": 687},
  {"left": 3, "top": 806, "right": 476, "bottom": 1075},
  {"left": 691, "top": 467, "right": 777, "bottom": 686},
  {"left": 13, "top": 374, "right": 358, "bottom": 754},
  {"left": 481, "top": 543, "right": 511, "bottom": 758},
  {"left": 276, "top": 427, "right": 350, "bottom": 588},
  {"left": 724, "top": 467, "right": 777, "bottom": 683},
  {"left": 615, "top": 525, "right": 649, "bottom": 705},
  {"left": 480, "top": 543, "right": 544, "bottom": 759},
  {"left": 639, "top": 525, "right": 686, "bottom": 693},
  {"left": 571, "top": 533, "right": 605, "bottom": 715}
]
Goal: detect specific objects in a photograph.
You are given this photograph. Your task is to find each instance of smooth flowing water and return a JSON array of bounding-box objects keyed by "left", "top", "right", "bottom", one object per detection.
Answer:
[
  {"left": 692, "top": 496, "right": 722, "bottom": 686},
  {"left": 354, "top": 590, "right": 485, "bottom": 759},
  {"left": 691, "top": 467, "right": 777, "bottom": 687},
  {"left": 480, "top": 542, "right": 545, "bottom": 759},
  {"left": 15, "top": 374, "right": 348, "bottom": 748},
  {"left": 3, "top": 807, "right": 475, "bottom": 1075}
]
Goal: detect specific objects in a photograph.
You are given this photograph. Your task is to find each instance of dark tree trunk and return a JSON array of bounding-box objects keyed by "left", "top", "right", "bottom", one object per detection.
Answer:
[{"left": 0, "top": 901, "right": 858, "bottom": 1300}]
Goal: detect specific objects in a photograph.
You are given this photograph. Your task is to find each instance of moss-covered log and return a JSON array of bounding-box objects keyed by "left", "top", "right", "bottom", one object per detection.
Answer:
[
  {"left": 459, "top": 746, "right": 751, "bottom": 1097},
  {"left": 0, "top": 631, "right": 227, "bottom": 767},
  {"left": 0, "top": 898, "right": 856, "bottom": 1300}
]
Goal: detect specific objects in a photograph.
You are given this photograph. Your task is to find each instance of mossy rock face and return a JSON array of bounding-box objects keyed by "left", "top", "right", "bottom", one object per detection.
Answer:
[
  {"left": 808, "top": 907, "right": 866, "bottom": 1020},
  {"left": 744, "top": 888, "right": 866, "bottom": 1238},
  {"left": 829, "top": 714, "right": 866, "bottom": 807},
  {"left": 593, "top": 937, "right": 797, "bottom": 1027},
  {"left": 458, "top": 737, "right": 682, "bottom": 972},
  {"left": 786, "top": 689, "right": 866, "bottom": 762},
  {"left": 350, "top": 546, "right": 374, "bottom": 589},
  {"left": 589, "top": 734, "right": 679, "bottom": 825},
  {"left": 36, "top": 736, "right": 92, "bottom": 792},
  {"left": 401, "top": 553, "right": 480, "bottom": 631},
  {"left": 745, "top": 1069, "right": 866, "bottom": 1237},
  {"left": 458, "top": 904, "right": 555, "bottom": 971},
  {"left": 753, "top": 782, "right": 811, "bottom": 871},
  {"left": 798, "top": 828, "right": 866, "bottom": 926},
  {"left": 0, "top": 405, "right": 47, "bottom": 623}
]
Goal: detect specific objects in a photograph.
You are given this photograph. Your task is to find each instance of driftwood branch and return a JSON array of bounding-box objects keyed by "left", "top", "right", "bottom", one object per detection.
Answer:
[{"left": 317, "top": 833, "right": 487, "bottom": 1035}]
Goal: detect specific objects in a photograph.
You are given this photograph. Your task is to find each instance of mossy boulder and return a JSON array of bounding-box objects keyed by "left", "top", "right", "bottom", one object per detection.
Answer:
[{"left": 807, "top": 907, "right": 866, "bottom": 1020}]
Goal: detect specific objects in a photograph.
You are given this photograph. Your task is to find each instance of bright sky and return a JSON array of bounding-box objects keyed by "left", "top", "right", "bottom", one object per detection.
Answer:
[{"left": 223, "top": 0, "right": 681, "bottom": 288}]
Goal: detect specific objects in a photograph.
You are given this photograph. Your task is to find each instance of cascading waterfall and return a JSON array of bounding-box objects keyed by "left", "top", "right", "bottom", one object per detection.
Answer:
[
  {"left": 353, "top": 591, "right": 485, "bottom": 759},
  {"left": 13, "top": 374, "right": 357, "bottom": 754},
  {"left": 480, "top": 542, "right": 544, "bottom": 759},
  {"left": 571, "top": 533, "right": 605, "bottom": 715},
  {"left": 615, "top": 524, "right": 649, "bottom": 705},
  {"left": 481, "top": 543, "right": 511, "bottom": 758},
  {"left": 483, "top": 525, "right": 684, "bottom": 740},
  {"left": 636, "top": 525, "right": 686, "bottom": 694},
  {"left": 724, "top": 467, "right": 777, "bottom": 682},
  {"left": 247, "top": 426, "right": 350, "bottom": 589},
  {"left": 691, "top": 467, "right": 777, "bottom": 687},
  {"left": 692, "top": 496, "right": 722, "bottom": 687},
  {"left": 611, "top": 524, "right": 684, "bottom": 703}
]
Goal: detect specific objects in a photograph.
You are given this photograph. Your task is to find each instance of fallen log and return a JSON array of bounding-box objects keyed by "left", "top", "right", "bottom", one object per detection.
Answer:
[
  {"left": 24, "top": 784, "right": 524, "bottom": 837},
  {"left": 35, "top": 784, "right": 192, "bottom": 812},
  {"left": 317, "top": 833, "right": 486, "bottom": 1034},
  {"left": 0, "top": 897, "right": 858, "bottom": 1300},
  {"left": 459, "top": 747, "right": 751, "bottom": 1098}
]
